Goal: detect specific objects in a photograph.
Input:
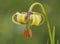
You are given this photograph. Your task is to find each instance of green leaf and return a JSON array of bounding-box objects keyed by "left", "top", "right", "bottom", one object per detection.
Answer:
[
  {"left": 52, "top": 26, "right": 55, "bottom": 44},
  {"left": 57, "top": 40, "right": 59, "bottom": 44},
  {"left": 47, "top": 39, "right": 49, "bottom": 44}
]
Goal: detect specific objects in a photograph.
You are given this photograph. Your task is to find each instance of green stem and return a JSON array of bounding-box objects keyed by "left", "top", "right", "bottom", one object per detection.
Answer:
[{"left": 29, "top": 2, "right": 53, "bottom": 44}]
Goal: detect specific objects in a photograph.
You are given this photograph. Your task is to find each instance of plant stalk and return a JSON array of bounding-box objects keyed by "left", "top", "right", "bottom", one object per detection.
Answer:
[{"left": 29, "top": 2, "right": 53, "bottom": 44}]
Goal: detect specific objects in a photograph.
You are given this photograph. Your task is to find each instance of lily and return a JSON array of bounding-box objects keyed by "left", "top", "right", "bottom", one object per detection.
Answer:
[
  {"left": 12, "top": 11, "right": 43, "bottom": 39},
  {"left": 12, "top": 12, "right": 42, "bottom": 26}
]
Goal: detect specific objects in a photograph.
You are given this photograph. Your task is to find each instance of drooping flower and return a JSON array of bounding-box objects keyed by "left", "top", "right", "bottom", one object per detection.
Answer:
[
  {"left": 12, "top": 11, "right": 44, "bottom": 39},
  {"left": 12, "top": 12, "right": 43, "bottom": 26}
]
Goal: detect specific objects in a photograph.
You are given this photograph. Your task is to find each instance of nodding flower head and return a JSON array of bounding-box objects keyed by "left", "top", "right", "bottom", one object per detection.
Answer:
[
  {"left": 12, "top": 11, "right": 44, "bottom": 26},
  {"left": 12, "top": 2, "right": 46, "bottom": 39}
]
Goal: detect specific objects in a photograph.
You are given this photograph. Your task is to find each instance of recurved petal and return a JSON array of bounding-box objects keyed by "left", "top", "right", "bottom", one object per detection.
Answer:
[
  {"left": 17, "top": 12, "right": 27, "bottom": 24},
  {"left": 30, "top": 13, "right": 42, "bottom": 26}
]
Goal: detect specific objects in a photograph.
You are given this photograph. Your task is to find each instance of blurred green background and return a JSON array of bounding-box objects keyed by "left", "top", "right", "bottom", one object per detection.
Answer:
[{"left": 0, "top": 0, "right": 60, "bottom": 44}]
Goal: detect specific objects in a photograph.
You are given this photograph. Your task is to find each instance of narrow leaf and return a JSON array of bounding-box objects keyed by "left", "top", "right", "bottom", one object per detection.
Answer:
[
  {"left": 57, "top": 40, "right": 59, "bottom": 44},
  {"left": 52, "top": 26, "right": 55, "bottom": 44}
]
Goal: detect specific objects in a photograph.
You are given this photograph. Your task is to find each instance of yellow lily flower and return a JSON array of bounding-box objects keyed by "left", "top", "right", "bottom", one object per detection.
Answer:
[{"left": 12, "top": 12, "right": 43, "bottom": 26}]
